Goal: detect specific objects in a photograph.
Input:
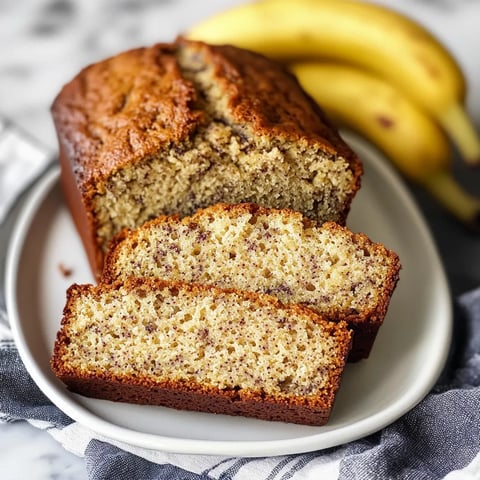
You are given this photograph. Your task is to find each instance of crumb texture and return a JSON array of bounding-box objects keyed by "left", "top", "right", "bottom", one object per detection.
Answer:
[
  {"left": 104, "top": 204, "right": 399, "bottom": 322},
  {"left": 52, "top": 280, "right": 351, "bottom": 409}
]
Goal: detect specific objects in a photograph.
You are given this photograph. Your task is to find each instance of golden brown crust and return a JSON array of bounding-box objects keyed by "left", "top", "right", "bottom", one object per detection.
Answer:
[
  {"left": 51, "top": 42, "right": 203, "bottom": 191},
  {"left": 51, "top": 38, "right": 362, "bottom": 277},
  {"left": 176, "top": 38, "right": 361, "bottom": 157},
  {"left": 51, "top": 39, "right": 361, "bottom": 194},
  {"left": 53, "top": 373, "right": 334, "bottom": 425},
  {"left": 51, "top": 278, "right": 352, "bottom": 425}
]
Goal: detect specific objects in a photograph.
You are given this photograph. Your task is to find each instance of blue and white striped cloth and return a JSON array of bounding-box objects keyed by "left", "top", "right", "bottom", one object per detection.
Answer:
[{"left": 1, "top": 118, "right": 480, "bottom": 479}]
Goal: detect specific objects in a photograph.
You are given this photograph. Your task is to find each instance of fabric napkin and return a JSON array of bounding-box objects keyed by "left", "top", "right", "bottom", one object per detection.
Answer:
[{"left": 1, "top": 117, "right": 480, "bottom": 479}]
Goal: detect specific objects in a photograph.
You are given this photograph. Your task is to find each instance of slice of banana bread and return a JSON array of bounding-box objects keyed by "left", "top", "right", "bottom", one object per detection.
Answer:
[
  {"left": 102, "top": 203, "right": 400, "bottom": 361},
  {"left": 51, "top": 37, "right": 362, "bottom": 279},
  {"left": 51, "top": 278, "right": 352, "bottom": 426}
]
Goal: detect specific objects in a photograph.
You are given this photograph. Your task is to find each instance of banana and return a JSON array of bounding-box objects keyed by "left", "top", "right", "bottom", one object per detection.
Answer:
[
  {"left": 187, "top": 0, "right": 480, "bottom": 165},
  {"left": 289, "top": 61, "right": 480, "bottom": 228}
]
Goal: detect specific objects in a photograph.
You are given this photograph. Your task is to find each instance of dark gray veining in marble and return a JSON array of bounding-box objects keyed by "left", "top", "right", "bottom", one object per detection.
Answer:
[
  {"left": 31, "top": 0, "right": 76, "bottom": 36},
  {"left": 417, "top": 0, "right": 478, "bottom": 10}
]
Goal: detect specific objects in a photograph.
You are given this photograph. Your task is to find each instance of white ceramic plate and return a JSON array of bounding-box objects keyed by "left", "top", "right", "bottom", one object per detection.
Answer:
[{"left": 5, "top": 133, "right": 452, "bottom": 457}]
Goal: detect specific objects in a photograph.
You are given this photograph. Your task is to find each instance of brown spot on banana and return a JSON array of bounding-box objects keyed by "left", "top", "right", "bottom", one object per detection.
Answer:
[{"left": 376, "top": 116, "right": 395, "bottom": 128}]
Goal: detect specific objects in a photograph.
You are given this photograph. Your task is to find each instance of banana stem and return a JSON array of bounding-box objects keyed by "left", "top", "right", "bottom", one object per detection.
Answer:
[
  {"left": 439, "top": 103, "right": 480, "bottom": 166},
  {"left": 421, "top": 170, "right": 480, "bottom": 229}
]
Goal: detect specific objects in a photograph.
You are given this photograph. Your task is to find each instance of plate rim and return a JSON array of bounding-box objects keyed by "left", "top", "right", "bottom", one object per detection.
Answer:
[{"left": 5, "top": 134, "right": 453, "bottom": 456}]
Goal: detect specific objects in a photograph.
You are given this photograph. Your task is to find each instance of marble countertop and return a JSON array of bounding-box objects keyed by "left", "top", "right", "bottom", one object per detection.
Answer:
[{"left": 1, "top": 0, "right": 480, "bottom": 478}]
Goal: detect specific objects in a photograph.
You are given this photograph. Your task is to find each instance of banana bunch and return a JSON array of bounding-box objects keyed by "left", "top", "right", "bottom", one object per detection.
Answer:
[{"left": 187, "top": 0, "right": 480, "bottom": 228}]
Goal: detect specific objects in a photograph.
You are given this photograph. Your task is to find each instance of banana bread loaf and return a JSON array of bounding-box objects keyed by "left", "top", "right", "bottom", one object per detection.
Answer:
[
  {"left": 51, "top": 37, "right": 362, "bottom": 278},
  {"left": 102, "top": 203, "right": 400, "bottom": 361},
  {"left": 51, "top": 278, "right": 352, "bottom": 426}
]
